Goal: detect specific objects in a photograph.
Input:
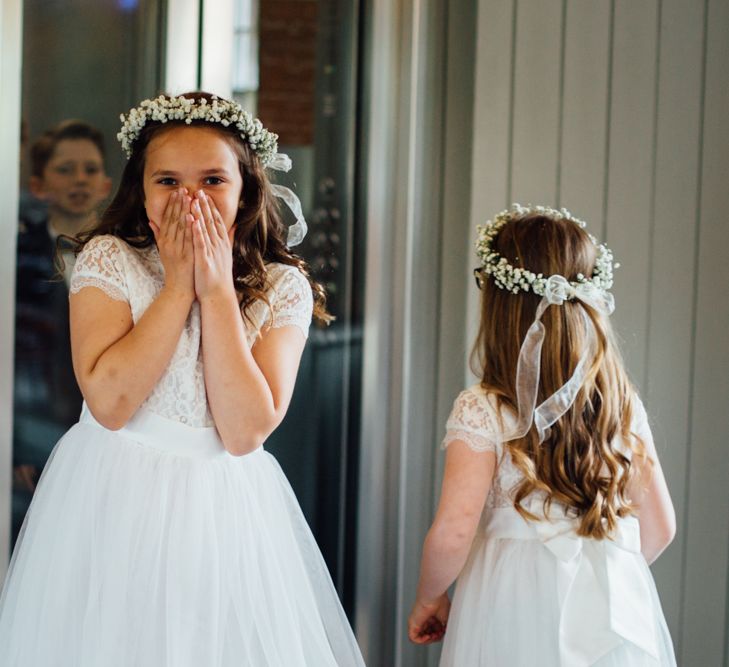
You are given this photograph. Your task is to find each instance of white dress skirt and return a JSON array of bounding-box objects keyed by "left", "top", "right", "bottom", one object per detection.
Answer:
[
  {"left": 0, "top": 236, "right": 364, "bottom": 666},
  {"left": 437, "top": 385, "right": 677, "bottom": 667},
  {"left": 0, "top": 408, "right": 363, "bottom": 666}
]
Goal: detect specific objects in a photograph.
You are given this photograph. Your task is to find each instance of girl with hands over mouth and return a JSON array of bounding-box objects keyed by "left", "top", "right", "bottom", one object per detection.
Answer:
[{"left": 0, "top": 92, "right": 364, "bottom": 667}]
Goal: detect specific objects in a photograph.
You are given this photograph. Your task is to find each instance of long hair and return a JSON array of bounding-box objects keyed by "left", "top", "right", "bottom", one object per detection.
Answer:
[
  {"left": 471, "top": 212, "right": 649, "bottom": 539},
  {"left": 74, "top": 91, "right": 330, "bottom": 324}
]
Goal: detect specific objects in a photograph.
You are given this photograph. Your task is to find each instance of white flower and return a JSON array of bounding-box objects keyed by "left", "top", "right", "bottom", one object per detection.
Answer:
[
  {"left": 474, "top": 203, "right": 617, "bottom": 304},
  {"left": 117, "top": 94, "right": 279, "bottom": 166}
]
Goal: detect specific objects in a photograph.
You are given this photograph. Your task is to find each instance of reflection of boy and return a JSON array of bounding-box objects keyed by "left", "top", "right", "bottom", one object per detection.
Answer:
[
  {"left": 27, "top": 120, "right": 112, "bottom": 281},
  {"left": 13, "top": 120, "right": 111, "bottom": 543}
]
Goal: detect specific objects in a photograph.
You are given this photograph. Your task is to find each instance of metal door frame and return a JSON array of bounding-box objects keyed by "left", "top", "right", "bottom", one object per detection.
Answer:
[{"left": 0, "top": 0, "right": 23, "bottom": 574}]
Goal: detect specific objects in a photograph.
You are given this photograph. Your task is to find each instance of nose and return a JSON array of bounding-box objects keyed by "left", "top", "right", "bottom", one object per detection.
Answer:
[
  {"left": 179, "top": 183, "right": 199, "bottom": 197},
  {"left": 73, "top": 165, "right": 89, "bottom": 183}
]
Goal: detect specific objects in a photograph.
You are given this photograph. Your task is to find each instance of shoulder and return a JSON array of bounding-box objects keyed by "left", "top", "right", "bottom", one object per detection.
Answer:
[
  {"left": 259, "top": 262, "right": 313, "bottom": 336},
  {"left": 443, "top": 384, "right": 506, "bottom": 454},
  {"left": 446, "top": 383, "right": 501, "bottom": 419},
  {"left": 265, "top": 262, "right": 311, "bottom": 293},
  {"left": 265, "top": 262, "right": 313, "bottom": 312},
  {"left": 76, "top": 234, "right": 127, "bottom": 263},
  {"left": 71, "top": 234, "right": 130, "bottom": 301}
]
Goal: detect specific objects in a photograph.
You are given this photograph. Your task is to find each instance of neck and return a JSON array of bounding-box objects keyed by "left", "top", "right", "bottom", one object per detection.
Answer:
[{"left": 48, "top": 210, "right": 97, "bottom": 238}]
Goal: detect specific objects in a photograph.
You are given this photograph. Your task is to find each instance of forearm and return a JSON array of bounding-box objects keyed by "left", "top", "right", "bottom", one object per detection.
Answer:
[
  {"left": 416, "top": 521, "right": 476, "bottom": 602},
  {"left": 200, "top": 289, "right": 278, "bottom": 454},
  {"left": 83, "top": 287, "right": 193, "bottom": 427}
]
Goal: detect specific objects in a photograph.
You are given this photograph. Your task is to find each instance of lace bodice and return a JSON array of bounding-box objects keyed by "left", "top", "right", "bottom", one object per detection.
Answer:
[
  {"left": 70, "top": 235, "right": 313, "bottom": 427},
  {"left": 442, "top": 384, "right": 651, "bottom": 510}
]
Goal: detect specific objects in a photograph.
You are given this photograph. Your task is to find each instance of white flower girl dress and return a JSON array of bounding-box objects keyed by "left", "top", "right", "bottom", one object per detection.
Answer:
[
  {"left": 0, "top": 235, "right": 364, "bottom": 667},
  {"left": 438, "top": 384, "right": 677, "bottom": 667}
]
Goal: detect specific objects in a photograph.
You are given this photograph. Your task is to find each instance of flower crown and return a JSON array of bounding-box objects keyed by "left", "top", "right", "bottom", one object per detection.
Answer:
[
  {"left": 475, "top": 204, "right": 619, "bottom": 297},
  {"left": 117, "top": 94, "right": 279, "bottom": 166}
]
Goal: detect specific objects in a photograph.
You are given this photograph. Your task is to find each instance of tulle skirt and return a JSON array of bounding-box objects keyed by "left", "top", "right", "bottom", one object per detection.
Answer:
[
  {"left": 439, "top": 509, "right": 677, "bottom": 667},
  {"left": 0, "top": 406, "right": 364, "bottom": 667}
]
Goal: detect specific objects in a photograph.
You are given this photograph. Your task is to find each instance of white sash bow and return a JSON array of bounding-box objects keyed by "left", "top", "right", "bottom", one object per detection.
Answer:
[{"left": 484, "top": 507, "right": 659, "bottom": 666}]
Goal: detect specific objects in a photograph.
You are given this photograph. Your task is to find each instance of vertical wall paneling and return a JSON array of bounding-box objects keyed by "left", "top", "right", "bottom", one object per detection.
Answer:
[
  {"left": 394, "top": 0, "right": 448, "bottom": 662},
  {"left": 357, "top": 0, "right": 456, "bottom": 663},
  {"left": 603, "top": 0, "right": 659, "bottom": 392},
  {"left": 430, "top": 1, "right": 479, "bottom": 663},
  {"left": 681, "top": 0, "right": 729, "bottom": 662},
  {"left": 558, "top": 0, "right": 610, "bottom": 224},
  {"left": 466, "top": 0, "right": 515, "bottom": 380},
  {"left": 469, "top": 0, "right": 729, "bottom": 661},
  {"left": 509, "top": 0, "right": 563, "bottom": 206},
  {"left": 645, "top": 0, "right": 705, "bottom": 640},
  {"left": 438, "top": 0, "right": 477, "bottom": 439}
]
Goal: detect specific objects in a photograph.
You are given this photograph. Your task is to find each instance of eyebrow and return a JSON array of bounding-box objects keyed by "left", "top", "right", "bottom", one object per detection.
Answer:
[
  {"left": 150, "top": 168, "right": 232, "bottom": 177},
  {"left": 54, "top": 159, "right": 102, "bottom": 166}
]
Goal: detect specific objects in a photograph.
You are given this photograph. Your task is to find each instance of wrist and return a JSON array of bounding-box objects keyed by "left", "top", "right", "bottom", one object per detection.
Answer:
[
  {"left": 197, "top": 284, "right": 238, "bottom": 305},
  {"left": 161, "top": 284, "right": 195, "bottom": 305},
  {"left": 415, "top": 585, "right": 445, "bottom": 608}
]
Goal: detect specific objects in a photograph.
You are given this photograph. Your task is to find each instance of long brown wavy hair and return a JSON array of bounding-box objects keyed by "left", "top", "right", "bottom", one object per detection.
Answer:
[
  {"left": 74, "top": 91, "right": 330, "bottom": 325},
  {"left": 472, "top": 212, "right": 649, "bottom": 539}
]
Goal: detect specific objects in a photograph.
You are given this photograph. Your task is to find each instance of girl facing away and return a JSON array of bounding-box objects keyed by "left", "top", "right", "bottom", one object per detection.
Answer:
[
  {"left": 0, "top": 92, "right": 364, "bottom": 667},
  {"left": 408, "top": 205, "right": 677, "bottom": 666}
]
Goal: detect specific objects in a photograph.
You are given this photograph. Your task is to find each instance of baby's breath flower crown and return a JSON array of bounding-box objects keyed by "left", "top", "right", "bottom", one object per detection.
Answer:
[
  {"left": 117, "top": 94, "right": 279, "bottom": 166},
  {"left": 475, "top": 204, "right": 619, "bottom": 297}
]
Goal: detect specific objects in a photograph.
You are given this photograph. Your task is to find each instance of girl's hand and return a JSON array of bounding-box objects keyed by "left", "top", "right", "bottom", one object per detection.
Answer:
[
  {"left": 191, "top": 189, "right": 236, "bottom": 301},
  {"left": 149, "top": 188, "right": 194, "bottom": 300},
  {"left": 407, "top": 593, "right": 450, "bottom": 644}
]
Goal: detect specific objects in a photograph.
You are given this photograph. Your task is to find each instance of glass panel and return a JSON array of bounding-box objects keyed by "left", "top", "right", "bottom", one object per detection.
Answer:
[
  {"left": 242, "top": 0, "right": 363, "bottom": 610},
  {"left": 13, "top": 0, "right": 164, "bottom": 548}
]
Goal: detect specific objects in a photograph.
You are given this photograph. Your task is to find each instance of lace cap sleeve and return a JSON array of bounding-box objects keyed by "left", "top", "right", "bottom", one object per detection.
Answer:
[
  {"left": 69, "top": 235, "right": 128, "bottom": 302},
  {"left": 267, "top": 265, "right": 313, "bottom": 338},
  {"left": 442, "top": 387, "right": 501, "bottom": 454},
  {"left": 629, "top": 394, "right": 655, "bottom": 452}
]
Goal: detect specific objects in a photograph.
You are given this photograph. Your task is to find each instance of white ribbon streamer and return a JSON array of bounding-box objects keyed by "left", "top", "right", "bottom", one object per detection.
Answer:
[
  {"left": 267, "top": 152, "right": 308, "bottom": 247},
  {"left": 504, "top": 274, "right": 615, "bottom": 444}
]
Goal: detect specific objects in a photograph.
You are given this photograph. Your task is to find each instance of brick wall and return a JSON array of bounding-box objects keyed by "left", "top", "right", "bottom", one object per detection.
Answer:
[{"left": 258, "top": 1, "right": 318, "bottom": 145}]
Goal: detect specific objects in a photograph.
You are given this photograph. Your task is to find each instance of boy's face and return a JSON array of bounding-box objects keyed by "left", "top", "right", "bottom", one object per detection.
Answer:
[{"left": 31, "top": 138, "right": 112, "bottom": 218}]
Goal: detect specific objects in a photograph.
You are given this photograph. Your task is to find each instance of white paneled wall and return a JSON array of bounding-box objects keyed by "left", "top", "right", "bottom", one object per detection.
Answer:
[{"left": 468, "top": 0, "right": 729, "bottom": 663}]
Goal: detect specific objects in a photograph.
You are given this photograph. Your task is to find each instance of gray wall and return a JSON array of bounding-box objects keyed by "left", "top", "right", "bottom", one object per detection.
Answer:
[
  {"left": 468, "top": 0, "right": 729, "bottom": 664},
  {"left": 355, "top": 0, "right": 476, "bottom": 664}
]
